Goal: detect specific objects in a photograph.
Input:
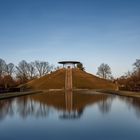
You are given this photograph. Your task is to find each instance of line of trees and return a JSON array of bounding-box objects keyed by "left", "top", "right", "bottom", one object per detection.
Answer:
[
  {"left": 96, "top": 59, "right": 140, "bottom": 91},
  {"left": 117, "top": 59, "right": 140, "bottom": 91},
  {"left": 0, "top": 58, "right": 53, "bottom": 88}
]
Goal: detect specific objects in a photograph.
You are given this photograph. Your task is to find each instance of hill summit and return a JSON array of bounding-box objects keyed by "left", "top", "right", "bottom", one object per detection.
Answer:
[{"left": 23, "top": 68, "right": 116, "bottom": 90}]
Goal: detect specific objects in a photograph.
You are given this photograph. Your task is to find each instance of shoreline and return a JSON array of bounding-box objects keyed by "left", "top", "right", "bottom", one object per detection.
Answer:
[
  {"left": 97, "top": 90, "right": 140, "bottom": 98},
  {"left": 0, "top": 91, "right": 43, "bottom": 100},
  {"left": 0, "top": 89, "right": 140, "bottom": 100}
]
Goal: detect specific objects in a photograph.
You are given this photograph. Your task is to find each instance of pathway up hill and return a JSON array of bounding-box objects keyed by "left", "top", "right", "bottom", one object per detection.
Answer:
[{"left": 23, "top": 68, "right": 116, "bottom": 90}]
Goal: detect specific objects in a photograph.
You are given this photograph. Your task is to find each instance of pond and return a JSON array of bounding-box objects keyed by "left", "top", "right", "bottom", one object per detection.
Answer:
[{"left": 0, "top": 91, "right": 140, "bottom": 140}]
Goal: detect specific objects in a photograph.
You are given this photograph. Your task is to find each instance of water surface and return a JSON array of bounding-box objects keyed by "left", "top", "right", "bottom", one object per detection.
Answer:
[{"left": 0, "top": 91, "right": 140, "bottom": 140}]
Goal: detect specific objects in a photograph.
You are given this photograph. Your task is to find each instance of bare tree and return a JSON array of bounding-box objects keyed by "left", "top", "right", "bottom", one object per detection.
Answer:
[
  {"left": 3, "top": 75, "right": 15, "bottom": 88},
  {"left": 5, "top": 63, "right": 15, "bottom": 76},
  {"left": 133, "top": 59, "right": 140, "bottom": 71},
  {"left": 27, "top": 62, "right": 36, "bottom": 79},
  {"left": 117, "top": 59, "right": 140, "bottom": 91},
  {"left": 97, "top": 63, "right": 112, "bottom": 79},
  {"left": 54, "top": 66, "right": 62, "bottom": 71},
  {"left": 16, "top": 60, "right": 37, "bottom": 82},
  {"left": 33, "top": 61, "right": 53, "bottom": 77},
  {"left": 0, "top": 58, "right": 6, "bottom": 77},
  {"left": 16, "top": 60, "right": 29, "bottom": 83}
]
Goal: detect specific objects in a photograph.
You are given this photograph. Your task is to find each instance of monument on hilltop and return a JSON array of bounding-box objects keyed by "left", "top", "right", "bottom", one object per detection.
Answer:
[{"left": 58, "top": 61, "right": 81, "bottom": 68}]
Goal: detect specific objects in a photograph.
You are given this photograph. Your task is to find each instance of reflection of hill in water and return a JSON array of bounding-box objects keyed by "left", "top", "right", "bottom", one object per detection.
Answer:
[
  {"left": 1, "top": 91, "right": 140, "bottom": 120},
  {"left": 30, "top": 91, "right": 112, "bottom": 119},
  {"left": 30, "top": 91, "right": 113, "bottom": 111},
  {"left": 0, "top": 91, "right": 112, "bottom": 120}
]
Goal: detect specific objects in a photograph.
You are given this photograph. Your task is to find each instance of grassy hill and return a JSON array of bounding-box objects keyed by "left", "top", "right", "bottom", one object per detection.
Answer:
[
  {"left": 23, "top": 68, "right": 116, "bottom": 90},
  {"left": 73, "top": 69, "right": 116, "bottom": 90},
  {"left": 24, "top": 69, "right": 65, "bottom": 90}
]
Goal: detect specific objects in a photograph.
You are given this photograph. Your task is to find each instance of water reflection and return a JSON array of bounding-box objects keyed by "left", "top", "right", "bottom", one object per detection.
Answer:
[
  {"left": 0, "top": 91, "right": 111, "bottom": 120},
  {"left": 30, "top": 91, "right": 112, "bottom": 119},
  {"left": 16, "top": 97, "right": 49, "bottom": 119},
  {"left": 0, "top": 99, "right": 13, "bottom": 120},
  {"left": 97, "top": 96, "right": 114, "bottom": 114},
  {"left": 0, "top": 97, "right": 50, "bottom": 120},
  {"left": 1, "top": 91, "right": 140, "bottom": 120},
  {"left": 59, "top": 90, "right": 83, "bottom": 119},
  {"left": 118, "top": 96, "right": 140, "bottom": 119}
]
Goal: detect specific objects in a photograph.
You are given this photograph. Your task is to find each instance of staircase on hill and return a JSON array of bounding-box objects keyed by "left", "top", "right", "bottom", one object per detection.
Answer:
[{"left": 65, "top": 68, "right": 73, "bottom": 90}]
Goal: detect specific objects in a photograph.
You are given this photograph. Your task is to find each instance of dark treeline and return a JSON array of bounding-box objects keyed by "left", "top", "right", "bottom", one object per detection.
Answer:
[
  {"left": 118, "top": 59, "right": 140, "bottom": 91},
  {"left": 0, "top": 58, "right": 53, "bottom": 88}
]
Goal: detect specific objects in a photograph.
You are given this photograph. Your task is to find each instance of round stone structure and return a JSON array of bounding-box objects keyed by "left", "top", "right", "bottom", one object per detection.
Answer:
[{"left": 58, "top": 61, "right": 81, "bottom": 68}]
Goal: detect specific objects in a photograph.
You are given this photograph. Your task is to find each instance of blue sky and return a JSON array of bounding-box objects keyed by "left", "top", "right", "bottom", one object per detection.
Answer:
[{"left": 0, "top": 0, "right": 140, "bottom": 77}]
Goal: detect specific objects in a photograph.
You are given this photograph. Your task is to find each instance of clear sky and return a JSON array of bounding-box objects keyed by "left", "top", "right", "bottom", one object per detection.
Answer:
[{"left": 0, "top": 0, "right": 140, "bottom": 77}]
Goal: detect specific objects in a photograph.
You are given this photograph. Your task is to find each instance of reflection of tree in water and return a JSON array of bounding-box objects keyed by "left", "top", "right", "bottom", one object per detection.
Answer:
[
  {"left": 59, "top": 109, "right": 84, "bottom": 119},
  {"left": 0, "top": 91, "right": 114, "bottom": 120},
  {"left": 59, "top": 90, "right": 84, "bottom": 119},
  {"left": 119, "top": 96, "right": 140, "bottom": 119},
  {"left": 59, "top": 91, "right": 113, "bottom": 119},
  {"left": 98, "top": 95, "right": 114, "bottom": 114},
  {"left": 0, "top": 96, "right": 50, "bottom": 120},
  {"left": 132, "top": 98, "right": 140, "bottom": 118},
  {"left": 16, "top": 96, "right": 50, "bottom": 119},
  {"left": 0, "top": 99, "right": 14, "bottom": 121}
]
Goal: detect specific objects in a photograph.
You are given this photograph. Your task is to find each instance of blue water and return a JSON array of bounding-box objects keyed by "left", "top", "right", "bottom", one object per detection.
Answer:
[{"left": 0, "top": 91, "right": 140, "bottom": 140}]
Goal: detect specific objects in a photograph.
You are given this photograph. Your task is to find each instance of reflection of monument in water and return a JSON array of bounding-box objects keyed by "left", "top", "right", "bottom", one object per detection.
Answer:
[
  {"left": 59, "top": 90, "right": 83, "bottom": 119},
  {"left": 1, "top": 92, "right": 132, "bottom": 120},
  {"left": 65, "top": 90, "right": 73, "bottom": 112}
]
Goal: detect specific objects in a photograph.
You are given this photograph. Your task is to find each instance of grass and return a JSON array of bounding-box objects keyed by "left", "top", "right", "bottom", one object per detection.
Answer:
[
  {"left": 22, "top": 68, "right": 117, "bottom": 90},
  {"left": 72, "top": 69, "right": 116, "bottom": 90},
  {"left": 25, "top": 69, "right": 66, "bottom": 90}
]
